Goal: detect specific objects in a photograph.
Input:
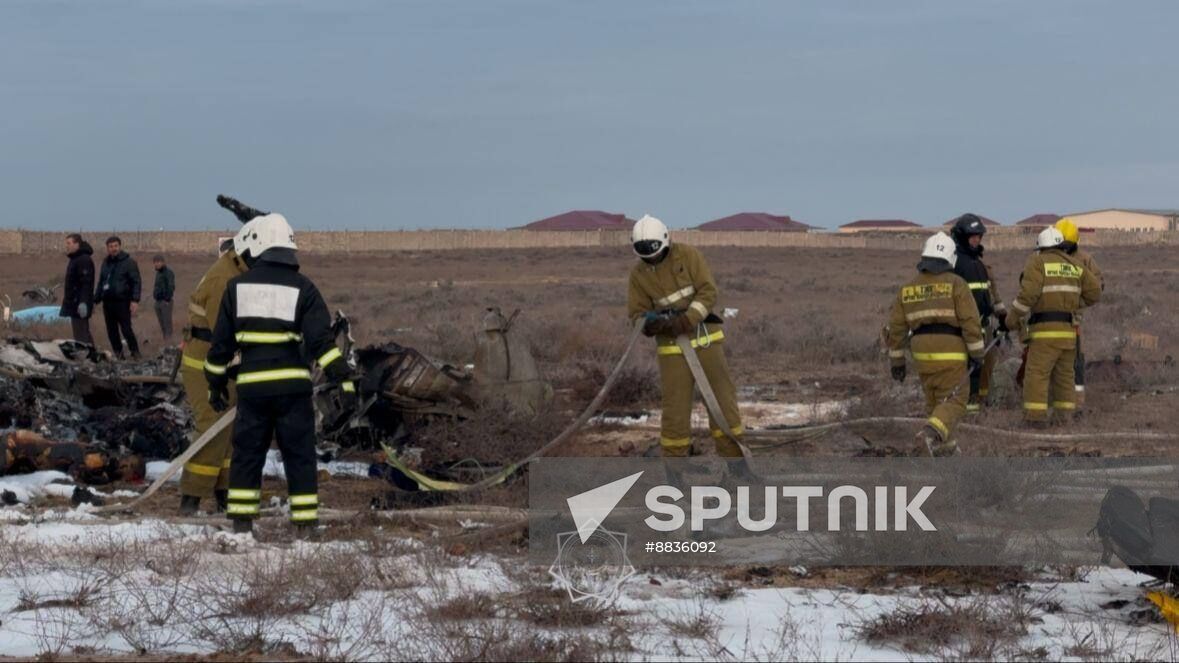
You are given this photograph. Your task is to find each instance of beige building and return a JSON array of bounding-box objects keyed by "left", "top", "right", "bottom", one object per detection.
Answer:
[{"left": 1065, "top": 208, "right": 1179, "bottom": 232}]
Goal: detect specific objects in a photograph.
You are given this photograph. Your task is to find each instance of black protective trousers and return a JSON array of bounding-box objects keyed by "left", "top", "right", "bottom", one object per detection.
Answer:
[
  {"left": 101, "top": 298, "right": 139, "bottom": 357},
  {"left": 227, "top": 394, "right": 319, "bottom": 524}
]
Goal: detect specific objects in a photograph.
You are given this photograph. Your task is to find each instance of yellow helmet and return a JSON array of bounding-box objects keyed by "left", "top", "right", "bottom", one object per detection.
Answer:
[{"left": 1055, "top": 217, "right": 1079, "bottom": 244}]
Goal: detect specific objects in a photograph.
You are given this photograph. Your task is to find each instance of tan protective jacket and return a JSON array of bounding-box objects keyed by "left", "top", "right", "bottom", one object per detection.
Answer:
[
  {"left": 1006, "top": 248, "right": 1101, "bottom": 341},
  {"left": 182, "top": 250, "right": 248, "bottom": 366},
  {"left": 887, "top": 270, "right": 985, "bottom": 368},
  {"left": 627, "top": 244, "right": 722, "bottom": 355}
]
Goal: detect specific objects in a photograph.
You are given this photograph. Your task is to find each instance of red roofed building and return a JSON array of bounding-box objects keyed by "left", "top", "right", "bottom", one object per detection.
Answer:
[
  {"left": 1015, "top": 214, "right": 1061, "bottom": 229},
  {"left": 838, "top": 219, "right": 922, "bottom": 233},
  {"left": 695, "top": 212, "right": 814, "bottom": 232},
  {"left": 942, "top": 214, "right": 1002, "bottom": 227},
  {"left": 521, "top": 210, "right": 636, "bottom": 231}
]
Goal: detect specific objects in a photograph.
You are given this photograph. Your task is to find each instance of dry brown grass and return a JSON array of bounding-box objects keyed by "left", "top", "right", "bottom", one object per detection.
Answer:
[{"left": 854, "top": 593, "right": 1038, "bottom": 658}]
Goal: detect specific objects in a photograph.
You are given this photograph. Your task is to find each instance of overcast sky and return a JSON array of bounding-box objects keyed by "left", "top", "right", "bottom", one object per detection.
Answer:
[{"left": 2, "top": 1, "right": 1177, "bottom": 231}]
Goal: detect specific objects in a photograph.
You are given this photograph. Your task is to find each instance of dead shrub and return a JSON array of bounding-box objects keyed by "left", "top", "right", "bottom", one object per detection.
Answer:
[
  {"left": 412, "top": 399, "right": 569, "bottom": 468},
  {"left": 854, "top": 594, "right": 1036, "bottom": 658},
  {"left": 571, "top": 354, "right": 659, "bottom": 409}
]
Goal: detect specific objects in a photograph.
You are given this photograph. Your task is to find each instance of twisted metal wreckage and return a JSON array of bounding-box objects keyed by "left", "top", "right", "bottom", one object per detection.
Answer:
[{"left": 0, "top": 304, "right": 558, "bottom": 501}]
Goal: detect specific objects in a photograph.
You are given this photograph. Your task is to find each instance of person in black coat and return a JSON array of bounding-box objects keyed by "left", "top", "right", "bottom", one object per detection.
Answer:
[
  {"left": 94, "top": 236, "right": 142, "bottom": 359},
  {"left": 60, "top": 233, "right": 95, "bottom": 345}
]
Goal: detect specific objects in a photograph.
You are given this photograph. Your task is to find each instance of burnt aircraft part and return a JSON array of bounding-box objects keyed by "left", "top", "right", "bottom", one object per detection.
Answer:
[
  {"left": 473, "top": 307, "right": 552, "bottom": 415},
  {"left": 1097, "top": 486, "right": 1179, "bottom": 584},
  {"left": 356, "top": 342, "right": 475, "bottom": 416},
  {"left": 21, "top": 284, "right": 59, "bottom": 304}
]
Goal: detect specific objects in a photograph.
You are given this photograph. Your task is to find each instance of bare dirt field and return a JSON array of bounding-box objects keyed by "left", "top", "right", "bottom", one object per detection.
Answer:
[{"left": 4, "top": 243, "right": 1175, "bottom": 454}]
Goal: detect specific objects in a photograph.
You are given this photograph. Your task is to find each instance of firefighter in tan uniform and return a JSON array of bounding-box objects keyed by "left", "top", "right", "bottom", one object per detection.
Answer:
[
  {"left": 1005, "top": 227, "right": 1101, "bottom": 426},
  {"left": 887, "top": 233, "right": 986, "bottom": 455},
  {"left": 626, "top": 215, "right": 749, "bottom": 474},
  {"left": 177, "top": 224, "right": 253, "bottom": 514},
  {"left": 1054, "top": 218, "right": 1103, "bottom": 410}
]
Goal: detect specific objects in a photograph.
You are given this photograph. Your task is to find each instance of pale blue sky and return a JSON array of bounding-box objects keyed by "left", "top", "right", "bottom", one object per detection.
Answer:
[{"left": 2, "top": 1, "right": 1176, "bottom": 230}]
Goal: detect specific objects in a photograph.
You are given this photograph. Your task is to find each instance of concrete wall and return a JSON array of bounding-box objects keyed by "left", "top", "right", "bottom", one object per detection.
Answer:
[
  {"left": 2, "top": 227, "right": 1177, "bottom": 255},
  {"left": 1068, "top": 210, "right": 1176, "bottom": 232}
]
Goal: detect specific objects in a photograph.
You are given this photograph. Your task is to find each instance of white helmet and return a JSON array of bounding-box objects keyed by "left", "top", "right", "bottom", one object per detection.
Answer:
[
  {"left": 921, "top": 231, "right": 957, "bottom": 268},
  {"left": 631, "top": 214, "right": 670, "bottom": 258},
  {"left": 232, "top": 218, "right": 257, "bottom": 257},
  {"left": 1036, "top": 226, "right": 1065, "bottom": 250},
  {"left": 243, "top": 213, "right": 297, "bottom": 258}
]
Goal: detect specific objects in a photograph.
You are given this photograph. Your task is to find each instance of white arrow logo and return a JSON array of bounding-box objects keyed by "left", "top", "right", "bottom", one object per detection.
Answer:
[{"left": 566, "top": 471, "right": 644, "bottom": 543}]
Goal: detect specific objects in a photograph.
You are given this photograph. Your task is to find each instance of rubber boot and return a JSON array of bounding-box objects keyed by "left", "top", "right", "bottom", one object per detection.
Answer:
[
  {"left": 179, "top": 495, "right": 200, "bottom": 516},
  {"left": 914, "top": 424, "right": 943, "bottom": 457},
  {"left": 232, "top": 518, "right": 254, "bottom": 535},
  {"left": 214, "top": 489, "right": 228, "bottom": 513}
]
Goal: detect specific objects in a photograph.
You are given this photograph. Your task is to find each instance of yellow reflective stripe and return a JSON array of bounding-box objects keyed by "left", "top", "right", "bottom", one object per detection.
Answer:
[
  {"left": 1011, "top": 300, "right": 1030, "bottom": 313},
  {"left": 905, "top": 309, "right": 952, "bottom": 320},
  {"left": 290, "top": 509, "right": 318, "bottom": 521},
  {"left": 236, "top": 368, "right": 312, "bottom": 384},
  {"left": 235, "top": 331, "right": 303, "bottom": 344},
  {"left": 978, "top": 389, "right": 989, "bottom": 396},
  {"left": 227, "top": 488, "right": 261, "bottom": 500},
  {"left": 1030, "top": 331, "right": 1076, "bottom": 339},
  {"left": 688, "top": 301, "right": 709, "bottom": 319},
  {"left": 203, "top": 361, "right": 227, "bottom": 375},
  {"left": 184, "top": 462, "right": 222, "bottom": 477},
  {"left": 182, "top": 355, "right": 206, "bottom": 370},
  {"left": 888, "top": 349, "right": 906, "bottom": 358},
  {"left": 1052, "top": 401, "right": 1076, "bottom": 410},
  {"left": 965, "top": 403, "right": 980, "bottom": 412},
  {"left": 222, "top": 457, "right": 232, "bottom": 468},
  {"left": 911, "top": 352, "right": 967, "bottom": 362},
  {"left": 187, "top": 301, "right": 207, "bottom": 317},
  {"left": 1042, "top": 285, "right": 1081, "bottom": 294},
  {"left": 656, "top": 330, "right": 726, "bottom": 355},
  {"left": 655, "top": 285, "right": 696, "bottom": 307},
  {"left": 317, "top": 347, "right": 343, "bottom": 368},
  {"left": 711, "top": 425, "right": 745, "bottom": 439},
  {"left": 967, "top": 282, "right": 991, "bottom": 290},
  {"left": 965, "top": 340, "right": 985, "bottom": 352},
  {"left": 1023, "top": 402, "right": 1049, "bottom": 411},
  {"left": 928, "top": 417, "right": 948, "bottom": 437},
  {"left": 289, "top": 494, "right": 318, "bottom": 506},
  {"left": 660, "top": 436, "right": 691, "bottom": 448},
  {"left": 227, "top": 503, "right": 259, "bottom": 515},
  {"left": 342, "top": 381, "right": 356, "bottom": 393}
]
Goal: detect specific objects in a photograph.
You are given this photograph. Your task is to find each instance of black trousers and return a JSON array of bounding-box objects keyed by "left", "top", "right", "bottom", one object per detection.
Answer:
[
  {"left": 101, "top": 299, "right": 140, "bottom": 357},
  {"left": 70, "top": 316, "right": 94, "bottom": 345},
  {"left": 227, "top": 394, "right": 319, "bottom": 523}
]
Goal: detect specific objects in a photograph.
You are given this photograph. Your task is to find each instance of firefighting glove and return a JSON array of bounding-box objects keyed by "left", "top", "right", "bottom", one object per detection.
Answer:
[
  {"left": 668, "top": 313, "right": 696, "bottom": 337},
  {"left": 968, "top": 356, "right": 984, "bottom": 375},
  {"left": 208, "top": 383, "right": 230, "bottom": 413},
  {"left": 890, "top": 365, "right": 906, "bottom": 382},
  {"left": 995, "top": 315, "right": 1009, "bottom": 335},
  {"left": 642, "top": 316, "right": 674, "bottom": 337}
]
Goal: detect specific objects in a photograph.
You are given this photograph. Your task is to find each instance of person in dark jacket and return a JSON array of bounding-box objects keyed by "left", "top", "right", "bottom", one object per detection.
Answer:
[
  {"left": 60, "top": 233, "right": 95, "bottom": 345},
  {"left": 94, "top": 236, "right": 142, "bottom": 359},
  {"left": 152, "top": 255, "right": 176, "bottom": 343},
  {"left": 204, "top": 214, "right": 354, "bottom": 536},
  {"left": 949, "top": 214, "right": 1007, "bottom": 413}
]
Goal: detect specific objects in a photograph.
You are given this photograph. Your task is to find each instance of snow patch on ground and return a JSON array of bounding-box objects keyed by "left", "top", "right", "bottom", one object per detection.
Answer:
[{"left": 0, "top": 504, "right": 1174, "bottom": 660}]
